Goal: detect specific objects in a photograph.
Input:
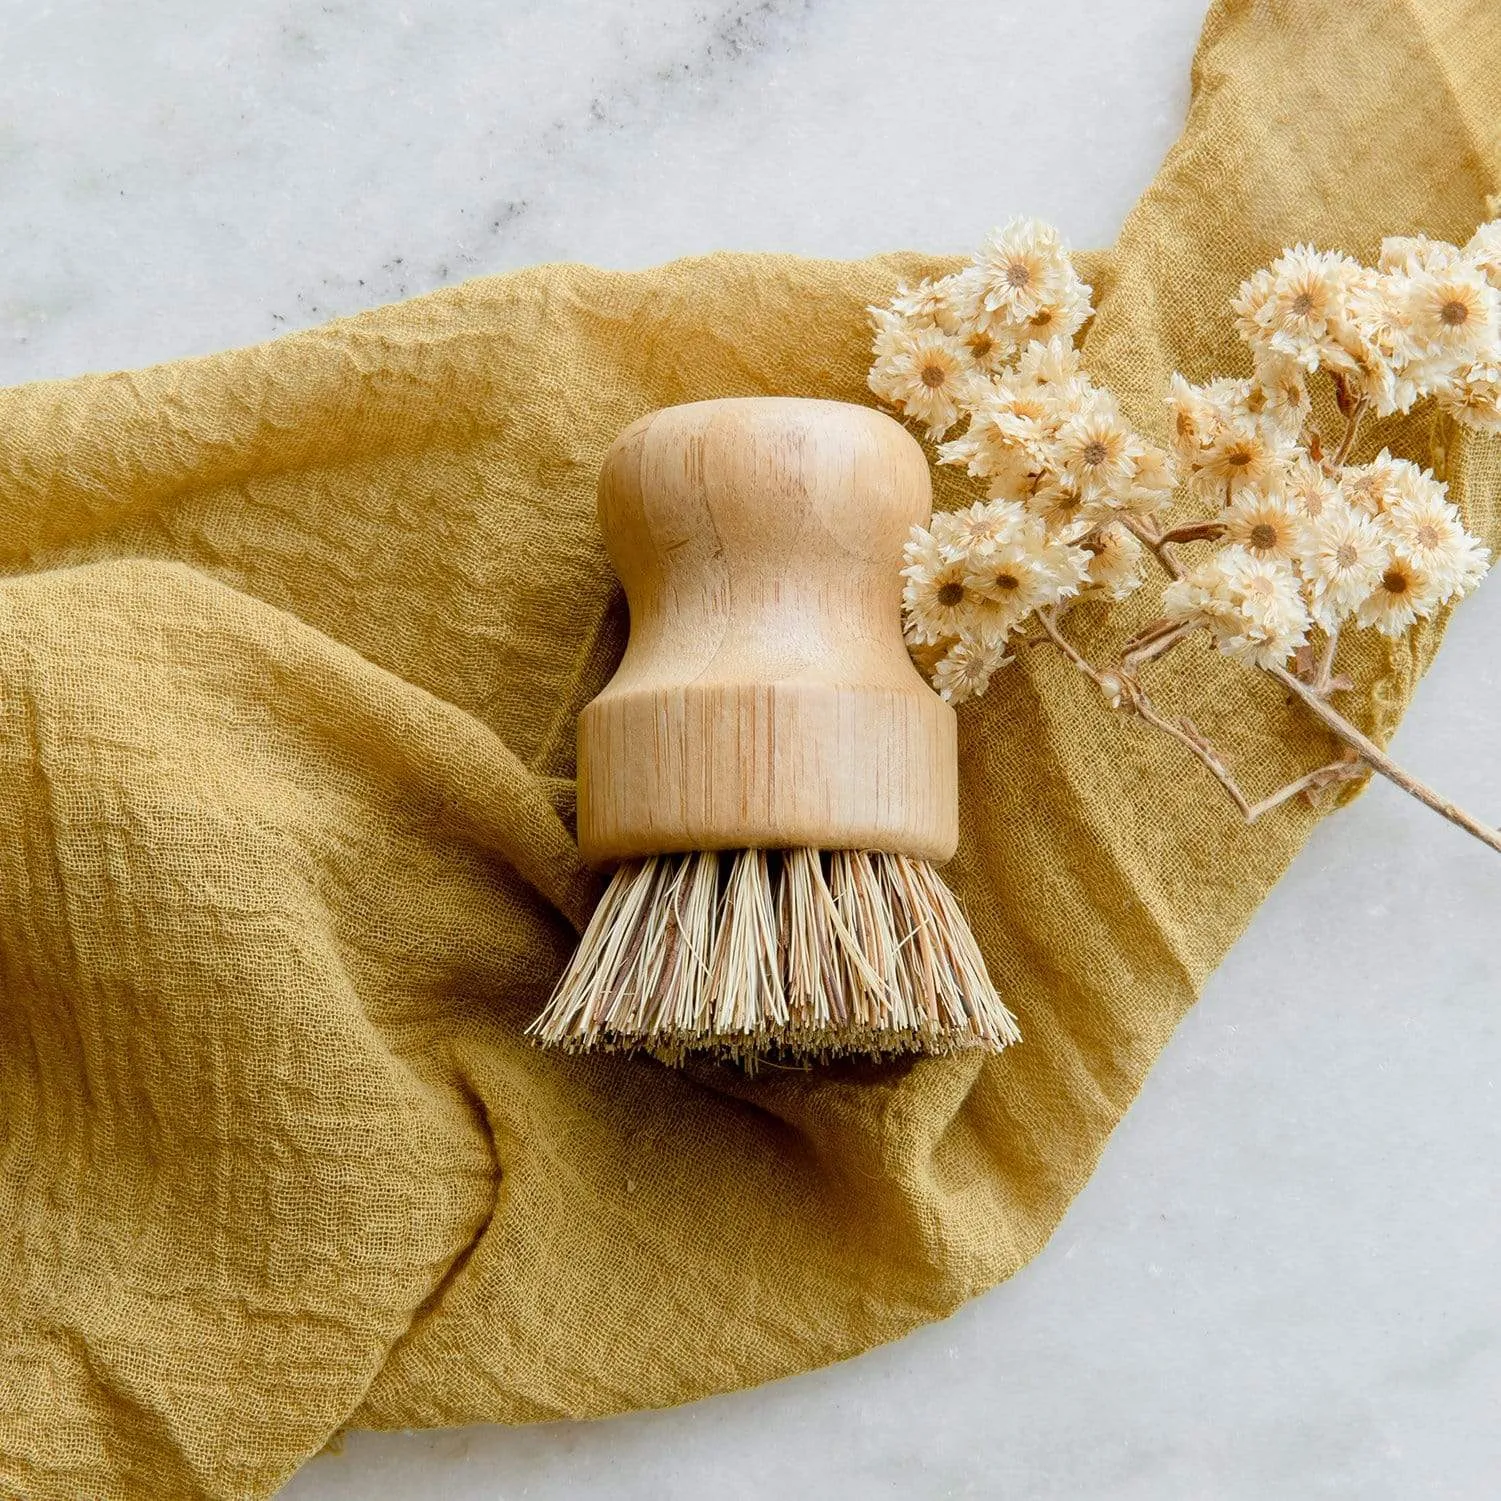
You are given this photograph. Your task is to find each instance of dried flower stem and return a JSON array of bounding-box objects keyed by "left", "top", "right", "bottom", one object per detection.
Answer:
[
  {"left": 1330, "top": 394, "right": 1370, "bottom": 466},
  {"left": 1269, "top": 664, "right": 1501, "bottom": 854},
  {"left": 1157, "top": 520, "right": 1227, "bottom": 546},
  {"left": 1120, "top": 514, "right": 1183, "bottom": 576},
  {"left": 1312, "top": 624, "right": 1342, "bottom": 695},
  {"left": 1241, "top": 754, "right": 1367, "bottom": 820},
  {"left": 1037, "top": 607, "right": 1364, "bottom": 823},
  {"left": 1120, "top": 503, "right": 1501, "bottom": 855}
]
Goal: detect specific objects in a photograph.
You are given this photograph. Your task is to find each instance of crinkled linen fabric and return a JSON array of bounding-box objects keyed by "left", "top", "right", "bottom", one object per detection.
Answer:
[{"left": 2, "top": 1, "right": 1498, "bottom": 1495}]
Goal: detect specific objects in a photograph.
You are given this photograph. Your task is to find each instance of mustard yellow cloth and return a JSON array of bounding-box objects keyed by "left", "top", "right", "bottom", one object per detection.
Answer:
[{"left": 3, "top": 2, "right": 1499, "bottom": 1496}]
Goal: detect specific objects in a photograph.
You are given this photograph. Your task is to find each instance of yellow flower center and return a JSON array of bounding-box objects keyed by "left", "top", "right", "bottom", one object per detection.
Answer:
[
  {"left": 1382, "top": 567, "right": 1410, "bottom": 595},
  {"left": 994, "top": 572, "right": 1021, "bottom": 591},
  {"left": 968, "top": 333, "right": 993, "bottom": 360},
  {"left": 1005, "top": 262, "right": 1032, "bottom": 289},
  {"left": 920, "top": 362, "right": 948, "bottom": 389},
  {"left": 1226, "top": 444, "right": 1254, "bottom": 467},
  {"left": 1440, "top": 297, "right": 1470, "bottom": 327},
  {"left": 1335, "top": 542, "right": 1360, "bottom": 568},
  {"left": 1249, "top": 522, "right": 1279, "bottom": 549},
  {"left": 1082, "top": 440, "right": 1109, "bottom": 466},
  {"left": 1291, "top": 291, "right": 1315, "bottom": 316},
  {"left": 937, "top": 581, "right": 966, "bottom": 607},
  {"left": 1416, "top": 522, "right": 1441, "bottom": 547}
]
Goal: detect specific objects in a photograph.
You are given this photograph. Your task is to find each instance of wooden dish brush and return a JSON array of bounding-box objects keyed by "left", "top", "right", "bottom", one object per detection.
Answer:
[{"left": 530, "top": 396, "right": 1019, "bottom": 1062}]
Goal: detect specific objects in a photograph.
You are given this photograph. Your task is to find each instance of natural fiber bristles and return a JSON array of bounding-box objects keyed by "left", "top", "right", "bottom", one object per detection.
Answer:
[{"left": 529, "top": 848, "right": 1020, "bottom": 1061}]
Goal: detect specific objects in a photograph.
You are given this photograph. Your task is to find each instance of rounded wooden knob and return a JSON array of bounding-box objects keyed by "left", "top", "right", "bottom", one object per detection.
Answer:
[{"left": 576, "top": 397, "right": 957, "bottom": 864}]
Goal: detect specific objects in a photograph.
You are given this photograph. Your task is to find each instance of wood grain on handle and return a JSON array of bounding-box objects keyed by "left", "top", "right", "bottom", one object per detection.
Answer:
[{"left": 576, "top": 397, "right": 958, "bottom": 864}]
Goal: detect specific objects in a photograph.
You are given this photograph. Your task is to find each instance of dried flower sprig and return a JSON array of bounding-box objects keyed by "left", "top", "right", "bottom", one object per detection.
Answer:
[{"left": 868, "top": 217, "right": 1501, "bottom": 854}]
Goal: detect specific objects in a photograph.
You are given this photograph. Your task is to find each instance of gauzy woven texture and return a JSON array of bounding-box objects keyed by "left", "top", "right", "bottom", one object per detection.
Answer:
[{"left": 3, "top": 1, "right": 1500, "bottom": 1496}]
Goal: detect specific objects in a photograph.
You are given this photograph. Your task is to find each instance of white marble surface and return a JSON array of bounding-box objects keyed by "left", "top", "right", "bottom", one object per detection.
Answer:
[{"left": 6, "top": 2, "right": 1500, "bottom": 1497}]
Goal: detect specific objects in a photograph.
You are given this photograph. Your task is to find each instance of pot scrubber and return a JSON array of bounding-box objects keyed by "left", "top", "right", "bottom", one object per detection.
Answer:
[{"left": 530, "top": 396, "right": 1018, "bottom": 1061}]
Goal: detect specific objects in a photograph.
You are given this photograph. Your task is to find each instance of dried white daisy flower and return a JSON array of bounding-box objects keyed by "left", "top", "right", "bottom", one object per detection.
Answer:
[
  {"left": 1193, "top": 417, "right": 1292, "bottom": 499},
  {"left": 1465, "top": 219, "right": 1501, "bottom": 287},
  {"left": 1084, "top": 522, "right": 1146, "bottom": 600},
  {"left": 1298, "top": 502, "right": 1387, "bottom": 627},
  {"left": 1356, "top": 551, "right": 1443, "bottom": 636},
  {"left": 1200, "top": 375, "right": 1260, "bottom": 426},
  {"left": 938, "top": 266, "right": 999, "bottom": 345},
  {"left": 932, "top": 636, "right": 1009, "bottom": 705},
  {"left": 1014, "top": 336, "right": 1086, "bottom": 391},
  {"left": 880, "top": 277, "right": 965, "bottom": 332},
  {"left": 1328, "top": 271, "right": 1413, "bottom": 411},
  {"left": 1011, "top": 337, "right": 1078, "bottom": 388},
  {"left": 1119, "top": 444, "right": 1178, "bottom": 518},
  {"left": 973, "top": 218, "right": 1079, "bottom": 327},
  {"left": 957, "top": 322, "right": 1017, "bottom": 374},
  {"left": 1251, "top": 352, "right": 1314, "bottom": 440},
  {"left": 1230, "top": 266, "right": 1278, "bottom": 351},
  {"left": 1235, "top": 244, "right": 1361, "bottom": 372},
  {"left": 1378, "top": 235, "right": 1466, "bottom": 277},
  {"left": 901, "top": 534, "right": 983, "bottom": 644},
  {"left": 1219, "top": 488, "right": 1304, "bottom": 562},
  {"left": 1025, "top": 476, "right": 1104, "bottom": 538},
  {"left": 1208, "top": 555, "right": 1310, "bottom": 670},
  {"left": 1339, "top": 448, "right": 1422, "bottom": 516},
  {"left": 1383, "top": 489, "right": 1491, "bottom": 602},
  {"left": 1163, "top": 547, "right": 1310, "bottom": 669},
  {"left": 1165, "top": 373, "right": 1220, "bottom": 459},
  {"left": 1020, "top": 275, "right": 1094, "bottom": 347},
  {"left": 1281, "top": 453, "right": 1342, "bottom": 519},
  {"left": 1051, "top": 399, "right": 1139, "bottom": 503},
  {"left": 868, "top": 323, "right": 974, "bottom": 439},
  {"left": 1437, "top": 357, "right": 1501, "bottom": 432},
  {"left": 934, "top": 498, "right": 1026, "bottom": 557},
  {"left": 938, "top": 381, "right": 1052, "bottom": 492},
  {"left": 962, "top": 512, "right": 1087, "bottom": 629},
  {"left": 1398, "top": 265, "right": 1500, "bottom": 367},
  {"left": 1455, "top": 535, "right": 1492, "bottom": 597}
]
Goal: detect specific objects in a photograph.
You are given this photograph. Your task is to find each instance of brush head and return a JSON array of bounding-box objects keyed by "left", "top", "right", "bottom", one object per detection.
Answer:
[{"left": 529, "top": 847, "right": 1019, "bottom": 1064}]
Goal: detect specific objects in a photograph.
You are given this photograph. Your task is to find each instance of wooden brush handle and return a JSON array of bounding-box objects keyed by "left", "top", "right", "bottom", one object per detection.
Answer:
[{"left": 576, "top": 397, "right": 958, "bottom": 864}]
